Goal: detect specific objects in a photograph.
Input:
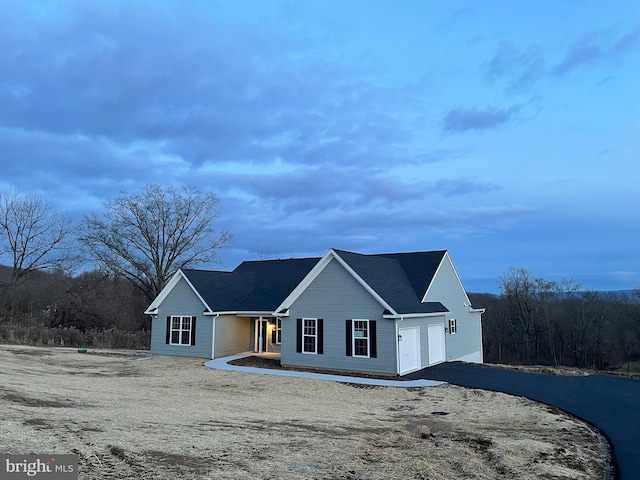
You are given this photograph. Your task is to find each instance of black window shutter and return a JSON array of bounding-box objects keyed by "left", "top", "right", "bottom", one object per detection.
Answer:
[
  {"left": 191, "top": 316, "right": 197, "bottom": 346},
  {"left": 345, "top": 320, "right": 352, "bottom": 357},
  {"left": 317, "top": 319, "right": 324, "bottom": 354},
  {"left": 369, "top": 320, "right": 377, "bottom": 358},
  {"left": 166, "top": 317, "right": 171, "bottom": 344},
  {"left": 296, "top": 318, "right": 302, "bottom": 353},
  {"left": 271, "top": 326, "right": 277, "bottom": 344}
]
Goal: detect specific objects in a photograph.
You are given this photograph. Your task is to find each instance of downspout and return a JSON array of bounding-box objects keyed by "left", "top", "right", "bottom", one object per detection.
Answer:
[{"left": 211, "top": 314, "right": 219, "bottom": 359}]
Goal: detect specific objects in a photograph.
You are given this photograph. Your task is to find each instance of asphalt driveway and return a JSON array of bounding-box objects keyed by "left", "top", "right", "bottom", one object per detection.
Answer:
[{"left": 406, "top": 363, "right": 639, "bottom": 480}]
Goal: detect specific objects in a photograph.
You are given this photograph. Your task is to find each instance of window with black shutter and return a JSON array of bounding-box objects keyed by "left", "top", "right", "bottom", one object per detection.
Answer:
[
  {"left": 296, "top": 318, "right": 302, "bottom": 353},
  {"left": 347, "top": 319, "right": 376, "bottom": 358},
  {"left": 167, "top": 316, "right": 195, "bottom": 346},
  {"left": 317, "top": 319, "right": 324, "bottom": 354},
  {"left": 448, "top": 318, "right": 457, "bottom": 334}
]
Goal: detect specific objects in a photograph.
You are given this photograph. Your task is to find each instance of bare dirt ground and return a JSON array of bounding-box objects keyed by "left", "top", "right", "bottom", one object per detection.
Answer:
[{"left": 0, "top": 345, "right": 609, "bottom": 479}]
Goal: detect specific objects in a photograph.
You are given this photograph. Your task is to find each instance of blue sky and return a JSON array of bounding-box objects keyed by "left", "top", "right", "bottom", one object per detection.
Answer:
[{"left": 1, "top": 0, "right": 638, "bottom": 292}]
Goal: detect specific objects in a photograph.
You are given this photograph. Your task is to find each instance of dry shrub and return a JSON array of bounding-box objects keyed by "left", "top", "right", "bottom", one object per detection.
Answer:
[{"left": 0, "top": 323, "right": 149, "bottom": 350}]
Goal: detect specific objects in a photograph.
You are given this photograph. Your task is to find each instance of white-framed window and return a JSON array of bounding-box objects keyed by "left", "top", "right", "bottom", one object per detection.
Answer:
[
  {"left": 171, "top": 316, "right": 192, "bottom": 345},
  {"left": 353, "top": 319, "right": 370, "bottom": 357},
  {"left": 303, "top": 318, "right": 317, "bottom": 354},
  {"left": 276, "top": 318, "right": 282, "bottom": 344},
  {"left": 448, "top": 318, "right": 457, "bottom": 335}
]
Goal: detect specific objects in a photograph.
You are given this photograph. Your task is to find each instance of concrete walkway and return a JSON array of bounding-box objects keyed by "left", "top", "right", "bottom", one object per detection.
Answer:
[{"left": 204, "top": 354, "right": 444, "bottom": 387}]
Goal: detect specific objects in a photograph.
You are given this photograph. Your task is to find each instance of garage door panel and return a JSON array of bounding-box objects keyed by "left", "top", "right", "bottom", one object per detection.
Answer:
[
  {"left": 428, "top": 323, "right": 445, "bottom": 365},
  {"left": 399, "top": 327, "right": 420, "bottom": 374}
]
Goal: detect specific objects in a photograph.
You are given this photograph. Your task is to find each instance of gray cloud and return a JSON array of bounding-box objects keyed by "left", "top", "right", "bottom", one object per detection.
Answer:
[
  {"left": 299, "top": 203, "right": 535, "bottom": 254},
  {"left": 485, "top": 42, "right": 546, "bottom": 91},
  {"left": 0, "top": 124, "right": 216, "bottom": 213},
  {"left": 202, "top": 168, "right": 500, "bottom": 221},
  {"left": 435, "top": 178, "right": 499, "bottom": 197},
  {"left": 442, "top": 105, "right": 520, "bottom": 134},
  {"left": 0, "top": 1, "right": 433, "bottom": 173},
  {"left": 484, "top": 26, "right": 640, "bottom": 91},
  {"left": 553, "top": 27, "right": 639, "bottom": 76},
  {"left": 214, "top": 166, "right": 530, "bottom": 263}
]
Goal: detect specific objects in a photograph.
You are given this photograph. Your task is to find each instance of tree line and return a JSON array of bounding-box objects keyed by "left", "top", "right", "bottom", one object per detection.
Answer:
[
  {"left": 0, "top": 184, "right": 231, "bottom": 348},
  {"left": 471, "top": 267, "right": 640, "bottom": 370}
]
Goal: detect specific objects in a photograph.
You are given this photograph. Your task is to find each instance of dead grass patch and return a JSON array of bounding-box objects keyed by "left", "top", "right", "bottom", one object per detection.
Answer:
[{"left": 488, "top": 362, "right": 640, "bottom": 379}]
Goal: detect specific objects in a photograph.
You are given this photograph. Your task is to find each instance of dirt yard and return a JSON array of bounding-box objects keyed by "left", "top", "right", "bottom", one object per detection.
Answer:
[{"left": 0, "top": 345, "right": 608, "bottom": 479}]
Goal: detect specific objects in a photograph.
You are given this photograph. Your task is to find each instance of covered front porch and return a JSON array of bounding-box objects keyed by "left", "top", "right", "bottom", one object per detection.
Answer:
[
  {"left": 246, "top": 351, "right": 281, "bottom": 360},
  {"left": 250, "top": 316, "right": 282, "bottom": 356},
  {"left": 211, "top": 312, "right": 282, "bottom": 359}
]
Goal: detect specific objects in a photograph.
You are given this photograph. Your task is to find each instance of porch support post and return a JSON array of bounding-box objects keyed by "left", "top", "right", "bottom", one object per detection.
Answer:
[{"left": 258, "top": 316, "right": 263, "bottom": 355}]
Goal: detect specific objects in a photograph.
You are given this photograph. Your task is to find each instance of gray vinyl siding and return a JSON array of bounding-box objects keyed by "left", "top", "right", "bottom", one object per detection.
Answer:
[
  {"left": 150, "top": 277, "right": 213, "bottom": 358},
  {"left": 282, "top": 258, "right": 397, "bottom": 375},
  {"left": 269, "top": 339, "right": 281, "bottom": 354},
  {"left": 397, "top": 315, "right": 446, "bottom": 368},
  {"left": 424, "top": 255, "right": 483, "bottom": 361},
  {"left": 214, "top": 315, "right": 251, "bottom": 358}
]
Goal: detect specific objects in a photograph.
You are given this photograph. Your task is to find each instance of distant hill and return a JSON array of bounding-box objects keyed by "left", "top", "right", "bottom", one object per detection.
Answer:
[
  {"left": 607, "top": 290, "right": 639, "bottom": 301},
  {"left": 468, "top": 289, "right": 639, "bottom": 304},
  {"left": 0, "top": 265, "right": 12, "bottom": 285},
  {"left": 0, "top": 264, "right": 62, "bottom": 286}
]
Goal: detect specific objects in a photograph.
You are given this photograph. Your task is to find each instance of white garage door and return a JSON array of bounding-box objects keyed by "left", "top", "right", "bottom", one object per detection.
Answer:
[
  {"left": 428, "top": 323, "right": 446, "bottom": 365},
  {"left": 399, "top": 326, "right": 420, "bottom": 374}
]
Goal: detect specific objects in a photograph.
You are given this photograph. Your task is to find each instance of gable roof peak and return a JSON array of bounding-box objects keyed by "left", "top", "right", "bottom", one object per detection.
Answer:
[
  {"left": 331, "top": 248, "right": 447, "bottom": 258},
  {"left": 330, "top": 249, "right": 449, "bottom": 315}
]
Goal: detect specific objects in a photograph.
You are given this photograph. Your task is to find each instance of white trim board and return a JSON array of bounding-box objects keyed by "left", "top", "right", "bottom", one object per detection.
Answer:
[{"left": 144, "top": 269, "right": 213, "bottom": 315}]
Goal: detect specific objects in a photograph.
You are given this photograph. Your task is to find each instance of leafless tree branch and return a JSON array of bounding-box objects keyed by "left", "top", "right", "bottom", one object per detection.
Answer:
[
  {"left": 0, "top": 188, "right": 76, "bottom": 321},
  {"left": 80, "top": 184, "right": 232, "bottom": 301}
]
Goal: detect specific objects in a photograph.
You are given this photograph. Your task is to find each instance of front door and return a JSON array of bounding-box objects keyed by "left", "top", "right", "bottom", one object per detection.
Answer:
[
  {"left": 399, "top": 326, "right": 420, "bottom": 374},
  {"left": 254, "top": 319, "right": 268, "bottom": 353}
]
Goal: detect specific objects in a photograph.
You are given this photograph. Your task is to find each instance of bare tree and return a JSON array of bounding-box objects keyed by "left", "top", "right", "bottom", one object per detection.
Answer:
[
  {"left": 500, "top": 267, "right": 543, "bottom": 363},
  {"left": 0, "top": 188, "right": 75, "bottom": 321},
  {"left": 499, "top": 267, "right": 571, "bottom": 364},
  {"left": 80, "top": 184, "right": 232, "bottom": 301}
]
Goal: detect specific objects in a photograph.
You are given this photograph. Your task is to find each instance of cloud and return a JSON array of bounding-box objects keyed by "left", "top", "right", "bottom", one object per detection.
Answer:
[
  {"left": 553, "top": 26, "right": 640, "bottom": 76},
  {"left": 303, "top": 203, "right": 534, "bottom": 252},
  {"left": 484, "top": 26, "right": 640, "bottom": 91},
  {"left": 0, "top": 1, "right": 434, "bottom": 173},
  {"left": 485, "top": 42, "right": 546, "bottom": 91},
  {"left": 0, "top": 127, "right": 137, "bottom": 200},
  {"left": 434, "top": 178, "right": 499, "bottom": 197},
  {"left": 442, "top": 105, "right": 520, "bottom": 134},
  {"left": 220, "top": 167, "right": 534, "bottom": 258},
  {"left": 202, "top": 166, "right": 503, "bottom": 221}
]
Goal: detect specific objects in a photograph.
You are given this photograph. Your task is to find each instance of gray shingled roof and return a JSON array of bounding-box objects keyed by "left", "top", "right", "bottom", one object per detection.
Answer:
[
  {"left": 333, "top": 250, "right": 448, "bottom": 315},
  {"left": 182, "top": 257, "right": 319, "bottom": 312},
  {"left": 233, "top": 257, "right": 320, "bottom": 310},
  {"left": 377, "top": 251, "right": 447, "bottom": 298},
  {"left": 181, "top": 269, "right": 255, "bottom": 311},
  {"left": 181, "top": 249, "right": 450, "bottom": 315}
]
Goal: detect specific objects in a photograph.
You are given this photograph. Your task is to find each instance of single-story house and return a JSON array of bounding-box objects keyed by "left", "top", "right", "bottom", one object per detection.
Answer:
[{"left": 145, "top": 248, "right": 484, "bottom": 375}]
